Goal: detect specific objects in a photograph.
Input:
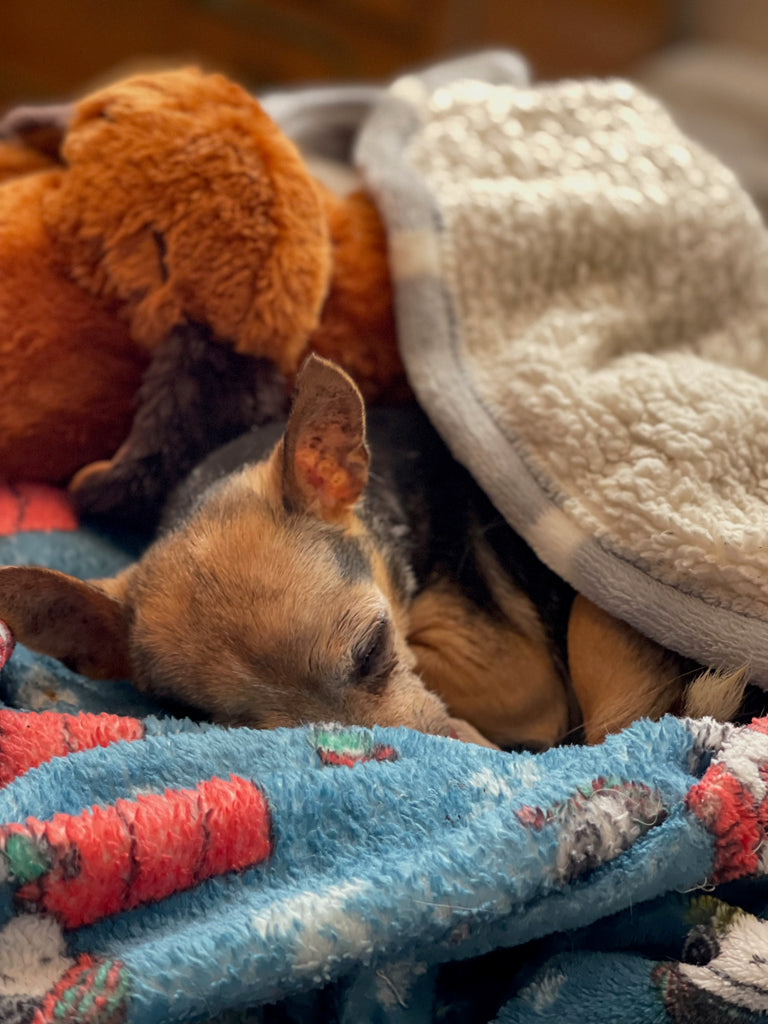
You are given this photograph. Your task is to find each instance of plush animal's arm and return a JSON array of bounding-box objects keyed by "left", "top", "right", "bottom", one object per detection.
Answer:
[
  {"left": 71, "top": 323, "right": 287, "bottom": 531},
  {"left": 70, "top": 186, "right": 405, "bottom": 529}
]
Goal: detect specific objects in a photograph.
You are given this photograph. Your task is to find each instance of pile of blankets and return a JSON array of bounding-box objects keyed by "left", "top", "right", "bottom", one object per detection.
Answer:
[
  {"left": 1, "top": 500, "right": 768, "bottom": 1024},
  {"left": 2, "top": 50, "right": 768, "bottom": 1021}
]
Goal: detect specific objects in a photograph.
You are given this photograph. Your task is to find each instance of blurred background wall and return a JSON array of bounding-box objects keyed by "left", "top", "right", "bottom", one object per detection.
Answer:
[{"left": 0, "top": 0, "right": 682, "bottom": 102}]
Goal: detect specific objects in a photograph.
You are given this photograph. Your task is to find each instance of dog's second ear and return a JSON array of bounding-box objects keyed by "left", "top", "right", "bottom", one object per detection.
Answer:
[
  {"left": 0, "top": 566, "right": 132, "bottom": 679},
  {"left": 281, "top": 354, "right": 369, "bottom": 522}
]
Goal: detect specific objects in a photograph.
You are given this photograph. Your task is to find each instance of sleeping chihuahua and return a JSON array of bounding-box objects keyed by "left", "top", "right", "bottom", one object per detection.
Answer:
[{"left": 0, "top": 356, "right": 747, "bottom": 748}]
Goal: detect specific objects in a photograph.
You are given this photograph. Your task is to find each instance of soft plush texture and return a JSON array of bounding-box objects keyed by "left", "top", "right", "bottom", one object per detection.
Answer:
[
  {"left": 2, "top": 669, "right": 768, "bottom": 1022},
  {"left": 355, "top": 52, "right": 768, "bottom": 683},
  {"left": 0, "top": 167, "right": 147, "bottom": 482},
  {"left": 0, "top": 68, "right": 401, "bottom": 485}
]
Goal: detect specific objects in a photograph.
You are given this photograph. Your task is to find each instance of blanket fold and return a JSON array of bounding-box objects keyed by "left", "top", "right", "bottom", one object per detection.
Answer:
[
  {"left": 1, "top": 516, "right": 766, "bottom": 1023},
  {"left": 1, "top": 701, "right": 768, "bottom": 1023},
  {"left": 355, "top": 53, "right": 768, "bottom": 681}
]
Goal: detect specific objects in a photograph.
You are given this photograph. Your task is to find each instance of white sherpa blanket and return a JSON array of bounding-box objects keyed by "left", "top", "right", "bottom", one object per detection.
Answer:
[{"left": 352, "top": 52, "right": 768, "bottom": 683}]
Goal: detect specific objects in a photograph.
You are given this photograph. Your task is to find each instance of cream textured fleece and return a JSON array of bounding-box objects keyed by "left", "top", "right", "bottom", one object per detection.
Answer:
[{"left": 357, "top": 53, "right": 768, "bottom": 680}]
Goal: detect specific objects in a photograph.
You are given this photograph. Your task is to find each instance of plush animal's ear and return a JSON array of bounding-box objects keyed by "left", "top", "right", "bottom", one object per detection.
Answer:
[
  {"left": 281, "top": 354, "right": 369, "bottom": 522},
  {"left": 0, "top": 566, "right": 132, "bottom": 679}
]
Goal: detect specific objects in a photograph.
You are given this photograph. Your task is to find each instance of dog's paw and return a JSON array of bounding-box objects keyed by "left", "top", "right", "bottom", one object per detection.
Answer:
[
  {"left": 69, "top": 459, "right": 113, "bottom": 493},
  {"left": 69, "top": 453, "right": 166, "bottom": 531},
  {"left": 446, "top": 717, "right": 500, "bottom": 749}
]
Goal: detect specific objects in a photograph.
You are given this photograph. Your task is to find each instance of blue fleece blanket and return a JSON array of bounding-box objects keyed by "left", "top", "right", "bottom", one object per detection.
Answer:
[{"left": 1, "top": 505, "right": 768, "bottom": 1023}]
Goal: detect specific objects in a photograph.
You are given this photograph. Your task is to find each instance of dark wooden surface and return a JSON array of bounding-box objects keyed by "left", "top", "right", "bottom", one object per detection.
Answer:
[{"left": 0, "top": 0, "right": 674, "bottom": 106}]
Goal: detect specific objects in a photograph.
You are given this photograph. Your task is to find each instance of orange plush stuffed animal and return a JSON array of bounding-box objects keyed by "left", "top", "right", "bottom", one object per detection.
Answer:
[{"left": 0, "top": 68, "right": 401, "bottom": 504}]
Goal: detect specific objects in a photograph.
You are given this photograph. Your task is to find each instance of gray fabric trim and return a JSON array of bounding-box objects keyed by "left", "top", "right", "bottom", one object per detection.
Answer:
[
  {"left": 572, "top": 540, "right": 768, "bottom": 680},
  {"left": 262, "top": 85, "right": 382, "bottom": 160}
]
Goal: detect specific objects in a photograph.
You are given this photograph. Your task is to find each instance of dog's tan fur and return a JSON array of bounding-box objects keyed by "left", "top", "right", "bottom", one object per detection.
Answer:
[
  {"left": 566, "top": 595, "right": 747, "bottom": 743},
  {"left": 407, "top": 546, "right": 569, "bottom": 749},
  {"left": 0, "top": 356, "right": 745, "bottom": 748}
]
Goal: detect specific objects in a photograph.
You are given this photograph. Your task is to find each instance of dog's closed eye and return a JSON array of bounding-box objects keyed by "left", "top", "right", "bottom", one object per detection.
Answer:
[{"left": 353, "top": 614, "right": 394, "bottom": 689}]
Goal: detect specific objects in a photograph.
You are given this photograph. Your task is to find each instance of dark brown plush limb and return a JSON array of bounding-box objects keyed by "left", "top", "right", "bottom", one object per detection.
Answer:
[{"left": 71, "top": 323, "right": 288, "bottom": 532}]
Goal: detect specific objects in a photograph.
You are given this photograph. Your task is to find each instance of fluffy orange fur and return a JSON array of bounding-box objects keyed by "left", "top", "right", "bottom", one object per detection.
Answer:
[
  {"left": 0, "top": 139, "right": 56, "bottom": 183},
  {"left": 0, "top": 68, "right": 401, "bottom": 484},
  {"left": 0, "top": 171, "right": 147, "bottom": 480},
  {"left": 309, "top": 188, "right": 405, "bottom": 403},
  {"left": 43, "top": 71, "right": 332, "bottom": 369}
]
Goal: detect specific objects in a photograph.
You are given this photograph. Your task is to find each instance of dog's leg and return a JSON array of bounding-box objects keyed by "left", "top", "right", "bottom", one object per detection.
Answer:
[
  {"left": 568, "top": 596, "right": 747, "bottom": 741},
  {"left": 407, "top": 580, "right": 570, "bottom": 750},
  {"left": 567, "top": 595, "right": 693, "bottom": 743}
]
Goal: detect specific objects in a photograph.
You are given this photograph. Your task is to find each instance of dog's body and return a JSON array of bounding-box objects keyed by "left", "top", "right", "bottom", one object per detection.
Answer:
[
  {"left": 0, "top": 357, "right": 747, "bottom": 747},
  {"left": 162, "top": 395, "right": 578, "bottom": 747}
]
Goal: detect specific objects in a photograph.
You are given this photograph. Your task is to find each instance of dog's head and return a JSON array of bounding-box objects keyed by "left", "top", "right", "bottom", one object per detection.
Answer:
[{"left": 0, "top": 357, "right": 485, "bottom": 742}]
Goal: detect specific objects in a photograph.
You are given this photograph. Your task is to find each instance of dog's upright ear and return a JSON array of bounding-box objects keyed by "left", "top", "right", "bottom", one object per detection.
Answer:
[
  {"left": 281, "top": 354, "right": 369, "bottom": 523},
  {"left": 0, "top": 565, "right": 132, "bottom": 679}
]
